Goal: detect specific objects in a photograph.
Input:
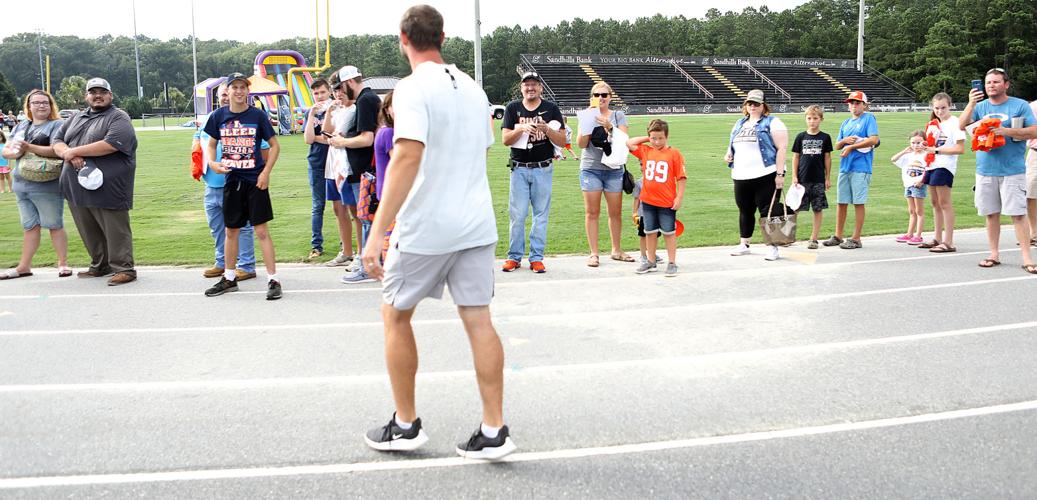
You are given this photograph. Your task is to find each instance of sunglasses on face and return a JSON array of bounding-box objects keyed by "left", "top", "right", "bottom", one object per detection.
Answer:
[
  {"left": 746, "top": 102, "right": 762, "bottom": 107},
  {"left": 592, "top": 93, "right": 609, "bottom": 98}
]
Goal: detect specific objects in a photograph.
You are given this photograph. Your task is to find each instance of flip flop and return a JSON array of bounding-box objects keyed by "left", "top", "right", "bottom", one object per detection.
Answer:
[
  {"left": 978, "top": 258, "right": 1001, "bottom": 268},
  {"left": 0, "top": 268, "right": 32, "bottom": 280},
  {"left": 1024, "top": 264, "right": 1037, "bottom": 275},
  {"left": 929, "top": 244, "right": 956, "bottom": 253},
  {"left": 58, "top": 266, "right": 73, "bottom": 278},
  {"left": 587, "top": 255, "right": 600, "bottom": 268},
  {"left": 918, "top": 240, "right": 940, "bottom": 249},
  {"left": 610, "top": 253, "right": 635, "bottom": 262}
]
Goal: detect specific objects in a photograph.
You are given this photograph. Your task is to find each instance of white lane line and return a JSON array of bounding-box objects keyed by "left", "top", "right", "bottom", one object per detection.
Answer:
[
  {"left": 3, "top": 320, "right": 1033, "bottom": 393},
  {"left": 3, "top": 274, "right": 1033, "bottom": 337},
  {"left": 2, "top": 398, "right": 1035, "bottom": 489},
  {"left": 0, "top": 248, "right": 1018, "bottom": 301}
]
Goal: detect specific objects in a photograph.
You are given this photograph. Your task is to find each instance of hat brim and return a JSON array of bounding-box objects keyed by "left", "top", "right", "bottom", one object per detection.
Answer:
[
  {"left": 87, "top": 86, "right": 111, "bottom": 92},
  {"left": 744, "top": 98, "right": 764, "bottom": 104}
]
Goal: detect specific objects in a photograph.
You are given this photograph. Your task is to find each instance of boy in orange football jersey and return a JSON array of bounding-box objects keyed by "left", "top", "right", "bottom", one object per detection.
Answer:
[{"left": 626, "top": 119, "right": 686, "bottom": 276}]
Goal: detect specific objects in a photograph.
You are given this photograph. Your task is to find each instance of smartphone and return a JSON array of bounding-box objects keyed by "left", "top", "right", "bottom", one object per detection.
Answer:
[
  {"left": 321, "top": 131, "right": 333, "bottom": 138},
  {"left": 971, "top": 79, "right": 983, "bottom": 93}
]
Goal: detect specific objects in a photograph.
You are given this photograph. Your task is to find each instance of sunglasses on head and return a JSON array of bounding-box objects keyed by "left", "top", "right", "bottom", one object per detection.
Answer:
[{"left": 592, "top": 92, "right": 609, "bottom": 98}]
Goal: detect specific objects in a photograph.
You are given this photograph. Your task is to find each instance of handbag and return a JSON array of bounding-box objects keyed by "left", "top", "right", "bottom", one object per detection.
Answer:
[
  {"left": 758, "top": 189, "right": 797, "bottom": 246},
  {"left": 357, "top": 172, "right": 378, "bottom": 222},
  {"left": 622, "top": 167, "right": 635, "bottom": 195},
  {"left": 16, "top": 152, "right": 64, "bottom": 182}
]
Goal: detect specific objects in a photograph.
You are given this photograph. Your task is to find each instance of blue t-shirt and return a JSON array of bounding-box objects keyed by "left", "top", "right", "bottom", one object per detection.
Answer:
[
  {"left": 971, "top": 97, "right": 1037, "bottom": 177},
  {"left": 202, "top": 106, "right": 275, "bottom": 182},
  {"left": 195, "top": 118, "right": 270, "bottom": 189},
  {"left": 837, "top": 112, "right": 879, "bottom": 173}
]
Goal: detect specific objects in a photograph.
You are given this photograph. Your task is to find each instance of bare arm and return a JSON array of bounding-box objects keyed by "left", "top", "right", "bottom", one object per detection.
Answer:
[
  {"left": 626, "top": 135, "right": 649, "bottom": 151},
  {"left": 824, "top": 152, "right": 832, "bottom": 187},
  {"left": 206, "top": 137, "right": 227, "bottom": 174},
  {"left": 303, "top": 108, "right": 326, "bottom": 145},
  {"left": 502, "top": 124, "right": 530, "bottom": 146},
  {"left": 672, "top": 178, "right": 686, "bottom": 211},
  {"left": 790, "top": 152, "right": 801, "bottom": 184},
  {"left": 61, "top": 140, "right": 117, "bottom": 160},
  {"left": 330, "top": 130, "right": 375, "bottom": 149},
  {"left": 256, "top": 137, "right": 280, "bottom": 190},
  {"left": 959, "top": 90, "right": 982, "bottom": 129},
  {"left": 773, "top": 128, "right": 788, "bottom": 173},
  {"left": 995, "top": 124, "right": 1037, "bottom": 141},
  {"left": 361, "top": 138, "right": 424, "bottom": 279}
]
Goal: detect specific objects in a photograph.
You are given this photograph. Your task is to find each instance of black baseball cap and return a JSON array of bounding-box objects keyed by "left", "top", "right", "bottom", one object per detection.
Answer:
[
  {"left": 520, "top": 71, "right": 541, "bottom": 83},
  {"left": 225, "top": 72, "right": 251, "bottom": 86}
]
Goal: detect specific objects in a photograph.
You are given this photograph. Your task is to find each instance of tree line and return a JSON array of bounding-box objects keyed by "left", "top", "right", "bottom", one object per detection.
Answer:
[{"left": 0, "top": 0, "right": 1033, "bottom": 115}]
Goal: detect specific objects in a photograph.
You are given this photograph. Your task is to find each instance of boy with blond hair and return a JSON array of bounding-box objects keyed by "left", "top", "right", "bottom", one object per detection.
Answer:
[
  {"left": 626, "top": 119, "right": 686, "bottom": 276},
  {"left": 791, "top": 105, "right": 834, "bottom": 249}
]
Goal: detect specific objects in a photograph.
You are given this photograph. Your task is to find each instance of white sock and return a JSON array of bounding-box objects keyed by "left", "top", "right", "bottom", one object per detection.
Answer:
[
  {"left": 480, "top": 423, "right": 501, "bottom": 439},
  {"left": 394, "top": 415, "right": 413, "bottom": 430},
  {"left": 267, "top": 273, "right": 278, "bottom": 283},
  {"left": 223, "top": 269, "right": 236, "bottom": 281}
]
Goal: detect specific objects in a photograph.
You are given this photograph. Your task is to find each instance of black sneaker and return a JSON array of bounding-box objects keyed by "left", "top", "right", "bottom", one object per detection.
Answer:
[
  {"left": 266, "top": 279, "right": 282, "bottom": 300},
  {"left": 204, "top": 277, "right": 238, "bottom": 297},
  {"left": 456, "top": 425, "right": 517, "bottom": 460},
  {"left": 364, "top": 414, "right": 429, "bottom": 451}
]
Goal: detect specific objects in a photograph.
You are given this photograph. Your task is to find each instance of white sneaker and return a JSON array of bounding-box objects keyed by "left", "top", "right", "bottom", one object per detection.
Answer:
[
  {"left": 345, "top": 258, "right": 362, "bottom": 273},
  {"left": 764, "top": 245, "right": 779, "bottom": 261},
  {"left": 730, "top": 243, "right": 751, "bottom": 256},
  {"left": 324, "top": 252, "right": 353, "bottom": 267}
]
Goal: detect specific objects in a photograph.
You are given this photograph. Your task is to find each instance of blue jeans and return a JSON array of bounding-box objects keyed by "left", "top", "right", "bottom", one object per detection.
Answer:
[
  {"left": 309, "top": 165, "right": 326, "bottom": 251},
  {"left": 204, "top": 186, "right": 256, "bottom": 272},
  {"left": 350, "top": 182, "right": 371, "bottom": 248},
  {"left": 508, "top": 165, "right": 553, "bottom": 263}
]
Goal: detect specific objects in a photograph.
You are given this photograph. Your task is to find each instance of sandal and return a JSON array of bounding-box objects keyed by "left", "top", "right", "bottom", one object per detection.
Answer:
[
  {"left": 1024, "top": 264, "right": 1037, "bottom": 275},
  {"left": 610, "top": 252, "right": 635, "bottom": 262},
  {"left": 978, "top": 258, "right": 1001, "bottom": 268},
  {"left": 918, "top": 240, "right": 940, "bottom": 249},
  {"left": 587, "top": 255, "right": 600, "bottom": 267},
  {"left": 929, "top": 243, "right": 956, "bottom": 253},
  {"left": 0, "top": 268, "right": 32, "bottom": 280},
  {"left": 58, "top": 266, "right": 73, "bottom": 278}
]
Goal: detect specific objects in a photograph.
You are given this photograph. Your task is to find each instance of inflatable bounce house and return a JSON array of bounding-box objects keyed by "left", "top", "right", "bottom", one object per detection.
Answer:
[
  {"left": 191, "top": 76, "right": 292, "bottom": 135},
  {"left": 255, "top": 50, "right": 316, "bottom": 130}
]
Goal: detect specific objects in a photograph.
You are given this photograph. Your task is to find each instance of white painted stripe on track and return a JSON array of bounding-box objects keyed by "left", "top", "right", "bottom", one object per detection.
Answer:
[
  {"left": 2, "top": 275, "right": 1033, "bottom": 336},
  {"left": 2, "top": 320, "right": 1034, "bottom": 393},
  {"left": 2, "top": 398, "right": 1035, "bottom": 489},
  {"left": 0, "top": 248, "right": 1018, "bottom": 301}
]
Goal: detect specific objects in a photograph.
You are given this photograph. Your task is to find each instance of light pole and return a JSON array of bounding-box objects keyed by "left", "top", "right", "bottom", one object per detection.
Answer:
[
  {"left": 132, "top": 0, "right": 143, "bottom": 98},
  {"left": 474, "top": 0, "right": 482, "bottom": 88},
  {"left": 36, "top": 30, "right": 45, "bottom": 90},
  {"left": 856, "top": 0, "right": 865, "bottom": 71},
  {"left": 191, "top": 0, "right": 198, "bottom": 89}
]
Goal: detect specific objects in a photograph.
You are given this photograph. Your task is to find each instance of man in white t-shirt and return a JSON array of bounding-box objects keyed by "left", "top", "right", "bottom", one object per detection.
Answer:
[{"left": 359, "top": 5, "right": 515, "bottom": 460}]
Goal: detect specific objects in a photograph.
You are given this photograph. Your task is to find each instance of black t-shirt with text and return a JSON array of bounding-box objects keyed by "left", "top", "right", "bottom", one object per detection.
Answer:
[
  {"left": 345, "top": 87, "right": 380, "bottom": 183},
  {"left": 792, "top": 131, "right": 833, "bottom": 183},
  {"left": 502, "top": 99, "right": 564, "bottom": 163}
]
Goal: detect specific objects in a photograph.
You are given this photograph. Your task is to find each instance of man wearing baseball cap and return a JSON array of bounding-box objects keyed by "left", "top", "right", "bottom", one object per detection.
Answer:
[
  {"left": 52, "top": 77, "right": 139, "bottom": 285},
  {"left": 501, "top": 70, "right": 565, "bottom": 273},
  {"left": 824, "top": 90, "right": 879, "bottom": 250}
]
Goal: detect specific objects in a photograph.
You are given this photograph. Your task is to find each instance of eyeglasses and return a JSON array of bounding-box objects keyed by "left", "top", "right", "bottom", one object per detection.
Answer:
[
  {"left": 592, "top": 93, "right": 610, "bottom": 98},
  {"left": 29, "top": 101, "right": 50, "bottom": 106}
]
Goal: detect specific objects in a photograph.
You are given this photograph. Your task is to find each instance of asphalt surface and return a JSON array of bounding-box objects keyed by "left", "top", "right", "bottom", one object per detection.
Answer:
[{"left": 2, "top": 227, "right": 1036, "bottom": 498}]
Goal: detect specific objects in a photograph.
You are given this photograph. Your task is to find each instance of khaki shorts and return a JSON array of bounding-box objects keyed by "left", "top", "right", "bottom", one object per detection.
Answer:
[
  {"left": 975, "top": 173, "right": 1028, "bottom": 216},
  {"left": 382, "top": 243, "right": 495, "bottom": 311},
  {"left": 1026, "top": 149, "right": 1037, "bottom": 199}
]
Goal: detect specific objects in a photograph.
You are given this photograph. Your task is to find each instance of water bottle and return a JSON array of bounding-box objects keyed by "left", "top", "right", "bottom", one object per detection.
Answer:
[{"left": 11, "top": 130, "right": 25, "bottom": 153}]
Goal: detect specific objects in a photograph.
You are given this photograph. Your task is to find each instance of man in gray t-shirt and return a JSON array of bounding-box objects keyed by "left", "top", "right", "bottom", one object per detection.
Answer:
[{"left": 53, "top": 77, "right": 139, "bottom": 286}]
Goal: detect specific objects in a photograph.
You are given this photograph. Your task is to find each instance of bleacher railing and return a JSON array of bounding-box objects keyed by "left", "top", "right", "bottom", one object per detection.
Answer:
[
  {"left": 740, "top": 61, "right": 791, "bottom": 102},
  {"left": 670, "top": 61, "right": 713, "bottom": 99},
  {"left": 862, "top": 63, "right": 917, "bottom": 101},
  {"left": 520, "top": 55, "right": 559, "bottom": 103}
]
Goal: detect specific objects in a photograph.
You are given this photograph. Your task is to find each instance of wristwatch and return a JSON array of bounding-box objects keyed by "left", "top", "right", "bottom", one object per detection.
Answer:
[{"left": 776, "top": 172, "right": 785, "bottom": 177}]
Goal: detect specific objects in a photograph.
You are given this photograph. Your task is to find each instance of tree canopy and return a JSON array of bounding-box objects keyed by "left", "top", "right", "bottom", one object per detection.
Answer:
[{"left": 1, "top": 0, "right": 1032, "bottom": 106}]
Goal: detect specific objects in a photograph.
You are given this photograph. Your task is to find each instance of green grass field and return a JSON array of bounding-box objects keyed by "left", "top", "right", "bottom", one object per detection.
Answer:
[{"left": 0, "top": 112, "right": 987, "bottom": 267}]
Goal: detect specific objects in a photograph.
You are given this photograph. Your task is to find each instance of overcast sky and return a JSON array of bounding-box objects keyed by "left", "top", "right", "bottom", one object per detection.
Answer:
[{"left": 4, "top": 0, "right": 811, "bottom": 43}]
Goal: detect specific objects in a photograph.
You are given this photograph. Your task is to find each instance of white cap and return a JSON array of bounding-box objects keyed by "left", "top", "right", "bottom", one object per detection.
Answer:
[
  {"left": 785, "top": 183, "right": 805, "bottom": 211},
  {"left": 77, "top": 161, "right": 104, "bottom": 190},
  {"left": 86, "top": 78, "right": 111, "bottom": 92},
  {"left": 338, "top": 65, "right": 361, "bottom": 82}
]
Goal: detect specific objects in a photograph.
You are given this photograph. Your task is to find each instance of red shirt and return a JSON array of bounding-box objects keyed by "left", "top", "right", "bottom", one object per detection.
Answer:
[{"left": 632, "top": 144, "right": 686, "bottom": 208}]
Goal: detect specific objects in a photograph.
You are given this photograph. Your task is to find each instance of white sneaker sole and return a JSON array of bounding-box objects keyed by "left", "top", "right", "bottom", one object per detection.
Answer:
[
  {"left": 635, "top": 267, "right": 657, "bottom": 274},
  {"left": 456, "top": 437, "right": 517, "bottom": 460},
  {"left": 730, "top": 248, "right": 751, "bottom": 256},
  {"left": 364, "top": 429, "right": 429, "bottom": 451}
]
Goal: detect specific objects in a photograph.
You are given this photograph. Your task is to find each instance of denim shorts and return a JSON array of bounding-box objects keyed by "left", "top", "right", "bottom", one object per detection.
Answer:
[
  {"left": 836, "top": 171, "right": 871, "bottom": 204},
  {"left": 641, "top": 202, "right": 677, "bottom": 235},
  {"left": 905, "top": 185, "right": 928, "bottom": 198},
  {"left": 580, "top": 168, "right": 624, "bottom": 193},
  {"left": 15, "top": 190, "right": 64, "bottom": 230}
]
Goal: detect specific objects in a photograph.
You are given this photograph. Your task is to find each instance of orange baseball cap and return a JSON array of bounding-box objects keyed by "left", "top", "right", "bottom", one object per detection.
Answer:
[{"left": 845, "top": 91, "right": 869, "bottom": 103}]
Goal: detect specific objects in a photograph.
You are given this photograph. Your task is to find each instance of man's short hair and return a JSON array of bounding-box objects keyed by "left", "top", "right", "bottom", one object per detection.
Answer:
[
  {"left": 986, "top": 67, "right": 1009, "bottom": 82},
  {"left": 311, "top": 78, "right": 331, "bottom": 91},
  {"left": 647, "top": 119, "right": 669, "bottom": 137},
  {"left": 400, "top": 4, "right": 444, "bottom": 52}
]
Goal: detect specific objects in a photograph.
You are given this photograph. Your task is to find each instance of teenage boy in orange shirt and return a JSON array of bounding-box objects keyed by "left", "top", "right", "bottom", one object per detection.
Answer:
[{"left": 626, "top": 119, "right": 686, "bottom": 276}]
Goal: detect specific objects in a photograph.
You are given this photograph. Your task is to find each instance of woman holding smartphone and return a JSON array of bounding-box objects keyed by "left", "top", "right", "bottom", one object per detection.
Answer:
[{"left": 577, "top": 82, "right": 633, "bottom": 267}]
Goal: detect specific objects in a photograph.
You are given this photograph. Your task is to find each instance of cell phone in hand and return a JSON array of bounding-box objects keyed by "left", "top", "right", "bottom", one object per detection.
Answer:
[
  {"left": 321, "top": 131, "right": 333, "bottom": 138},
  {"left": 971, "top": 79, "right": 983, "bottom": 94}
]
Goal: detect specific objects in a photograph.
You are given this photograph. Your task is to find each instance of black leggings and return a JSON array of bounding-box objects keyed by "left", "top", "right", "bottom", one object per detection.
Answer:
[{"left": 733, "top": 172, "right": 780, "bottom": 239}]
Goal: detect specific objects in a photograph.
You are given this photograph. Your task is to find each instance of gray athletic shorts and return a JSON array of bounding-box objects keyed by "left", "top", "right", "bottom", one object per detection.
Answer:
[
  {"left": 1025, "top": 149, "right": 1037, "bottom": 199},
  {"left": 382, "top": 243, "right": 495, "bottom": 311},
  {"left": 974, "top": 173, "right": 1027, "bottom": 216}
]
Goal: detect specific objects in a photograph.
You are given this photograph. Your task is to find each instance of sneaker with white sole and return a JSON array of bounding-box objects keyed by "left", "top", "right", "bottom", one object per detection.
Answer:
[
  {"left": 345, "top": 258, "right": 362, "bottom": 273},
  {"left": 664, "top": 263, "right": 678, "bottom": 276},
  {"left": 365, "top": 414, "right": 429, "bottom": 452},
  {"left": 324, "top": 252, "right": 354, "bottom": 267},
  {"left": 729, "top": 243, "right": 751, "bottom": 256},
  {"left": 456, "top": 425, "right": 517, "bottom": 460},
  {"left": 341, "top": 269, "right": 375, "bottom": 284},
  {"left": 764, "top": 245, "right": 780, "bottom": 261},
  {"left": 204, "top": 277, "right": 238, "bottom": 297},
  {"left": 635, "top": 261, "right": 657, "bottom": 274}
]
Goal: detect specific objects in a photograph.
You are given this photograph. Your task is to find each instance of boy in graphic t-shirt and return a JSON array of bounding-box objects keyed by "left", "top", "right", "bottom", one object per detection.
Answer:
[
  {"left": 791, "top": 105, "right": 834, "bottom": 249},
  {"left": 626, "top": 119, "right": 686, "bottom": 277},
  {"left": 202, "top": 72, "right": 283, "bottom": 300}
]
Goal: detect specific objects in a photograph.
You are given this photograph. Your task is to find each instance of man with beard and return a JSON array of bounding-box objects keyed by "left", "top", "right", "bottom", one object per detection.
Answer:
[{"left": 52, "top": 77, "right": 139, "bottom": 286}]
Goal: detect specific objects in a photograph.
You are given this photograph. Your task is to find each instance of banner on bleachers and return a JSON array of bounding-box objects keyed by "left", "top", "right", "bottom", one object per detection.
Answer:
[
  {"left": 526, "top": 54, "right": 854, "bottom": 68},
  {"left": 559, "top": 103, "right": 933, "bottom": 116}
]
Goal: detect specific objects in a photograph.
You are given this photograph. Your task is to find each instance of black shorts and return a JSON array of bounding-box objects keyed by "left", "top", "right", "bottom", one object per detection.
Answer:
[
  {"left": 223, "top": 178, "right": 274, "bottom": 228},
  {"left": 799, "top": 182, "right": 829, "bottom": 213}
]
